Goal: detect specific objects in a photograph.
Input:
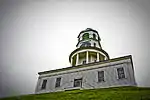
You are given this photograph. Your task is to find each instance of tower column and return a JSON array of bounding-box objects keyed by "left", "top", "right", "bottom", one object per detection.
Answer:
[
  {"left": 71, "top": 57, "right": 73, "bottom": 66},
  {"left": 76, "top": 53, "right": 79, "bottom": 66},
  {"left": 86, "top": 51, "right": 89, "bottom": 64},
  {"left": 97, "top": 53, "right": 99, "bottom": 62}
]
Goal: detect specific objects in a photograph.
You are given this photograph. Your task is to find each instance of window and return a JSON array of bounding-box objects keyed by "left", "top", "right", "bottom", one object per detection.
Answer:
[
  {"left": 93, "top": 34, "right": 96, "bottom": 40},
  {"left": 83, "top": 60, "right": 86, "bottom": 64},
  {"left": 55, "top": 77, "right": 61, "bottom": 88},
  {"left": 117, "top": 67, "right": 125, "bottom": 79},
  {"left": 74, "top": 78, "right": 82, "bottom": 87},
  {"left": 98, "top": 71, "right": 104, "bottom": 82},
  {"left": 86, "top": 42, "right": 91, "bottom": 47},
  {"left": 41, "top": 79, "right": 47, "bottom": 89},
  {"left": 81, "top": 41, "right": 91, "bottom": 47},
  {"left": 80, "top": 43, "right": 85, "bottom": 47},
  {"left": 82, "top": 33, "right": 89, "bottom": 40},
  {"left": 94, "top": 43, "right": 96, "bottom": 47}
]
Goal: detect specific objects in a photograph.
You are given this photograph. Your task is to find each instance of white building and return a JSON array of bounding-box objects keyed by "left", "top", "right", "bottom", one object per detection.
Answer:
[{"left": 35, "top": 28, "right": 137, "bottom": 94}]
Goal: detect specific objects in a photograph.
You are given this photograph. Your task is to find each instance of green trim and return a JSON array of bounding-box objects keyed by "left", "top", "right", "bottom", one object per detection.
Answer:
[
  {"left": 38, "top": 55, "right": 132, "bottom": 75},
  {"left": 82, "top": 33, "right": 89, "bottom": 40},
  {"left": 69, "top": 47, "right": 109, "bottom": 62}
]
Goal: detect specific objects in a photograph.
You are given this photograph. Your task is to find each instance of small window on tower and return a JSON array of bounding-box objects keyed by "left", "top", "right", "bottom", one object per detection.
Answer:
[
  {"left": 86, "top": 42, "right": 91, "bottom": 47},
  {"left": 93, "top": 34, "right": 96, "bottom": 40},
  {"left": 82, "top": 33, "right": 89, "bottom": 40},
  {"left": 94, "top": 43, "right": 96, "bottom": 47},
  {"left": 41, "top": 79, "right": 47, "bottom": 89}
]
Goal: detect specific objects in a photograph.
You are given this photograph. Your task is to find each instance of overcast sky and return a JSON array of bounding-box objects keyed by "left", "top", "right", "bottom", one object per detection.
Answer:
[{"left": 0, "top": 0, "right": 150, "bottom": 98}]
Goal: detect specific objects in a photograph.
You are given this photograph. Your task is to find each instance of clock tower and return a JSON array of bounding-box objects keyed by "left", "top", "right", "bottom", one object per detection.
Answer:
[
  {"left": 36, "top": 28, "right": 137, "bottom": 94},
  {"left": 69, "top": 28, "right": 109, "bottom": 66}
]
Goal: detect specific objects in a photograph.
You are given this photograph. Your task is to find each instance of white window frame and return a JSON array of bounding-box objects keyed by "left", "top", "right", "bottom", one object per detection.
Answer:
[
  {"left": 41, "top": 79, "right": 47, "bottom": 90},
  {"left": 55, "top": 77, "right": 61, "bottom": 88},
  {"left": 115, "top": 64, "right": 127, "bottom": 80},
  {"left": 98, "top": 71, "right": 105, "bottom": 82}
]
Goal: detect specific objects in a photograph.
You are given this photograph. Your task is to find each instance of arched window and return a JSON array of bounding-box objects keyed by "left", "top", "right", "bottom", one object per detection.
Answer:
[
  {"left": 82, "top": 33, "right": 89, "bottom": 40},
  {"left": 93, "top": 34, "right": 96, "bottom": 40}
]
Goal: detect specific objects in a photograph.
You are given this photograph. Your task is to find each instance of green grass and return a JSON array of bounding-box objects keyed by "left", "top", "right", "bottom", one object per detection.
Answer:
[{"left": 1, "top": 86, "right": 150, "bottom": 100}]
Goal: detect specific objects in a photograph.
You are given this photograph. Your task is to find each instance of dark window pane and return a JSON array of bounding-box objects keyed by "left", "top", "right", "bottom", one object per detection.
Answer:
[
  {"left": 55, "top": 77, "right": 61, "bottom": 88},
  {"left": 117, "top": 67, "right": 125, "bottom": 79},
  {"left": 94, "top": 43, "right": 96, "bottom": 47},
  {"left": 98, "top": 71, "right": 104, "bottom": 82},
  {"left": 83, "top": 60, "right": 86, "bottom": 64},
  {"left": 41, "top": 80, "right": 47, "bottom": 89},
  {"left": 80, "top": 41, "right": 91, "bottom": 47},
  {"left": 74, "top": 78, "right": 82, "bottom": 87},
  {"left": 93, "top": 34, "right": 96, "bottom": 40},
  {"left": 86, "top": 42, "right": 91, "bottom": 47}
]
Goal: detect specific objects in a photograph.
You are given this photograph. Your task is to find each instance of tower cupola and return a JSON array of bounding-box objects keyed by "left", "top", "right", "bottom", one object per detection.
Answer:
[
  {"left": 76, "top": 28, "right": 101, "bottom": 48},
  {"left": 69, "top": 28, "right": 109, "bottom": 66}
]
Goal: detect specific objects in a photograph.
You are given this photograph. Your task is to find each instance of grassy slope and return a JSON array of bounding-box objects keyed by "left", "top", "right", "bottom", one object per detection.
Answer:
[{"left": 1, "top": 86, "right": 150, "bottom": 100}]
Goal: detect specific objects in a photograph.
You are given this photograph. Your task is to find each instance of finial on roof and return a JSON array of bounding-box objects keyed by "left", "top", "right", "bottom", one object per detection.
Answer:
[{"left": 86, "top": 28, "right": 93, "bottom": 30}]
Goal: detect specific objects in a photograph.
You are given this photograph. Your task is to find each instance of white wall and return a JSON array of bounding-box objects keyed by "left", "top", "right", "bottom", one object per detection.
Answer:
[{"left": 35, "top": 57, "right": 137, "bottom": 94}]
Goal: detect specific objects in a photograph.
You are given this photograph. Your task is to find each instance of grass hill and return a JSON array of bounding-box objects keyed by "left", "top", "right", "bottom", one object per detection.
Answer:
[{"left": 1, "top": 86, "right": 150, "bottom": 100}]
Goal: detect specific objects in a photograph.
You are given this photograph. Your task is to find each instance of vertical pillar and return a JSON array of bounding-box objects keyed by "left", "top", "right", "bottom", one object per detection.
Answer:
[
  {"left": 104, "top": 56, "right": 107, "bottom": 60},
  {"left": 97, "top": 53, "right": 99, "bottom": 62},
  {"left": 86, "top": 51, "right": 89, "bottom": 64},
  {"left": 71, "top": 57, "right": 73, "bottom": 66},
  {"left": 76, "top": 53, "right": 79, "bottom": 66}
]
